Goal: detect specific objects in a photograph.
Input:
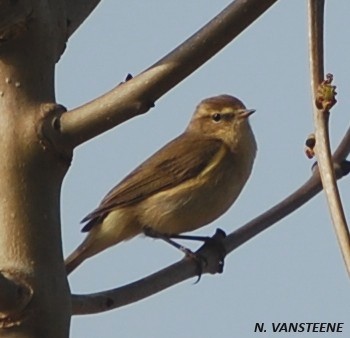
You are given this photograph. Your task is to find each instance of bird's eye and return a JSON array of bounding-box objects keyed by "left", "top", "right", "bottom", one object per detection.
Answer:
[{"left": 212, "top": 113, "right": 222, "bottom": 122}]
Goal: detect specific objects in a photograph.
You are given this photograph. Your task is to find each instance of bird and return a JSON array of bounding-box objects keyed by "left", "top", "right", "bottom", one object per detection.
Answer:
[{"left": 65, "top": 94, "right": 257, "bottom": 274}]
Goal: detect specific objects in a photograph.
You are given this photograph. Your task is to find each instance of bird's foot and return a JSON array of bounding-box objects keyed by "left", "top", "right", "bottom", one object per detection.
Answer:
[
  {"left": 196, "top": 228, "right": 227, "bottom": 273},
  {"left": 183, "top": 228, "right": 226, "bottom": 283},
  {"left": 179, "top": 228, "right": 226, "bottom": 283},
  {"left": 143, "top": 227, "right": 227, "bottom": 282}
]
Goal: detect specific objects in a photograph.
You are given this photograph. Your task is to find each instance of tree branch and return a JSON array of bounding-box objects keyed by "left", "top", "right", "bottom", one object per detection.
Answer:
[
  {"left": 0, "top": 0, "right": 32, "bottom": 42},
  {"left": 71, "top": 259, "right": 196, "bottom": 315},
  {"left": 308, "top": 0, "right": 324, "bottom": 95},
  {"left": 71, "top": 127, "right": 350, "bottom": 315},
  {"left": 65, "top": 0, "right": 101, "bottom": 37},
  {"left": 57, "top": 0, "right": 279, "bottom": 148},
  {"left": 308, "top": 0, "right": 350, "bottom": 277},
  {"left": 333, "top": 127, "right": 350, "bottom": 162}
]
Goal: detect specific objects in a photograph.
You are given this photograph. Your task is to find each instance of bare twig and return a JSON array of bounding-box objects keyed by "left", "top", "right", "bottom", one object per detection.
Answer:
[
  {"left": 308, "top": 0, "right": 324, "bottom": 95},
  {"left": 65, "top": 0, "right": 101, "bottom": 37},
  {"left": 71, "top": 259, "right": 196, "bottom": 315},
  {"left": 71, "top": 139, "right": 350, "bottom": 315},
  {"left": 308, "top": 0, "right": 350, "bottom": 277},
  {"left": 58, "top": 0, "right": 279, "bottom": 148},
  {"left": 333, "top": 127, "right": 350, "bottom": 162}
]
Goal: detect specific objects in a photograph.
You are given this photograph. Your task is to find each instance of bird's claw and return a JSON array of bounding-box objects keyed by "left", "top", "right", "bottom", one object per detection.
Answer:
[
  {"left": 186, "top": 228, "right": 227, "bottom": 283},
  {"left": 183, "top": 250, "right": 207, "bottom": 284},
  {"left": 200, "top": 228, "right": 226, "bottom": 273}
]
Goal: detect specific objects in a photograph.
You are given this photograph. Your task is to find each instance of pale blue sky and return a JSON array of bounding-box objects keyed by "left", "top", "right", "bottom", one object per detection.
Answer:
[{"left": 57, "top": 1, "right": 350, "bottom": 337}]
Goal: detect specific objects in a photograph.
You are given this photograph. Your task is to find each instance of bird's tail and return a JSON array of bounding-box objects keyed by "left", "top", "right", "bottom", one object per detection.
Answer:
[
  {"left": 65, "top": 227, "right": 108, "bottom": 274},
  {"left": 65, "top": 210, "right": 141, "bottom": 275},
  {"left": 65, "top": 243, "right": 92, "bottom": 275}
]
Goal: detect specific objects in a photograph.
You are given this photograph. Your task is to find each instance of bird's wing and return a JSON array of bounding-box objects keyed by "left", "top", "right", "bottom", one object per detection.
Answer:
[{"left": 81, "top": 134, "right": 226, "bottom": 231}]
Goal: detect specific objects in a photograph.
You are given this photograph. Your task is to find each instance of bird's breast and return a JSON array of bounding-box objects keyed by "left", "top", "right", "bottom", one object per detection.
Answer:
[{"left": 137, "top": 146, "right": 253, "bottom": 235}]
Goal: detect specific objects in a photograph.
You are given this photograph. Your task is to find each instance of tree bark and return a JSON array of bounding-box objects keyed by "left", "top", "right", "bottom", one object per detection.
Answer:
[
  {"left": 65, "top": 0, "right": 101, "bottom": 37},
  {"left": 0, "top": 1, "right": 71, "bottom": 337}
]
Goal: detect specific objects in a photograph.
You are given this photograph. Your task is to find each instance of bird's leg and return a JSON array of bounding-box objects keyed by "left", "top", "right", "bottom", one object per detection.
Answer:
[
  {"left": 143, "top": 227, "right": 205, "bottom": 280},
  {"left": 143, "top": 226, "right": 195, "bottom": 257},
  {"left": 168, "top": 233, "right": 212, "bottom": 242},
  {"left": 143, "top": 227, "right": 227, "bottom": 281},
  {"left": 170, "top": 228, "right": 228, "bottom": 278},
  {"left": 169, "top": 229, "right": 227, "bottom": 266}
]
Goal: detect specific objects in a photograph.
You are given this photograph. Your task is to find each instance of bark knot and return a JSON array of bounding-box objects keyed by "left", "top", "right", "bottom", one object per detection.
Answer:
[
  {"left": 0, "top": 270, "right": 34, "bottom": 329},
  {"left": 37, "top": 103, "right": 73, "bottom": 167}
]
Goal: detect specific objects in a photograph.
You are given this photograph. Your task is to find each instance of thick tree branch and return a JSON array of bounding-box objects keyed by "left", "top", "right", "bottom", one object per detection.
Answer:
[
  {"left": 308, "top": 0, "right": 350, "bottom": 277},
  {"left": 57, "top": 0, "right": 279, "bottom": 148},
  {"left": 0, "top": 1, "right": 72, "bottom": 335},
  {"left": 0, "top": 0, "right": 32, "bottom": 41},
  {"left": 71, "top": 127, "right": 350, "bottom": 315},
  {"left": 65, "top": 0, "right": 101, "bottom": 37}
]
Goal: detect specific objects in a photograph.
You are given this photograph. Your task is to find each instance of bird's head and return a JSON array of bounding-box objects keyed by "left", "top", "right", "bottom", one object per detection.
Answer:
[{"left": 186, "top": 95, "right": 256, "bottom": 151}]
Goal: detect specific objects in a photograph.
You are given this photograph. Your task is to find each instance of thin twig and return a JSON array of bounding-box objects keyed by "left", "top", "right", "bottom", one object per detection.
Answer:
[
  {"left": 308, "top": 0, "right": 350, "bottom": 277},
  {"left": 333, "top": 126, "right": 350, "bottom": 161},
  {"left": 308, "top": 0, "right": 324, "bottom": 95}
]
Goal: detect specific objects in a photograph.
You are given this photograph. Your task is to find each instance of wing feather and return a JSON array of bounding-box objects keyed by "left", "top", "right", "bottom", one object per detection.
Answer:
[{"left": 81, "top": 134, "right": 224, "bottom": 231}]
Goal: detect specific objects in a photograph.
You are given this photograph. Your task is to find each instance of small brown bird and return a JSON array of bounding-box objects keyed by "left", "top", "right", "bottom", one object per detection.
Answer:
[{"left": 65, "top": 95, "right": 257, "bottom": 274}]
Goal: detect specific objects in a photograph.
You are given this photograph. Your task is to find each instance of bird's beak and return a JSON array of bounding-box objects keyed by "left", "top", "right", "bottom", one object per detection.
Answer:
[{"left": 239, "top": 108, "right": 256, "bottom": 118}]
